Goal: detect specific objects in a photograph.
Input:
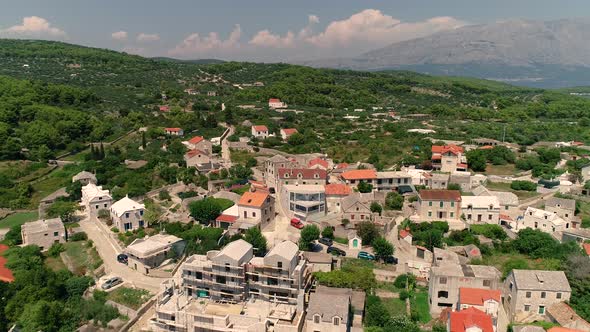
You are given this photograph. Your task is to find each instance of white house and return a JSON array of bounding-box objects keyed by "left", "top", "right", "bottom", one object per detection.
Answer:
[
  {"left": 251, "top": 125, "right": 269, "bottom": 139},
  {"left": 518, "top": 206, "right": 569, "bottom": 234},
  {"left": 165, "top": 127, "right": 184, "bottom": 136},
  {"left": 461, "top": 196, "right": 501, "bottom": 225},
  {"left": 280, "top": 128, "right": 298, "bottom": 140},
  {"left": 110, "top": 196, "right": 146, "bottom": 231},
  {"left": 81, "top": 183, "right": 112, "bottom": 218},
  {"left": 268, "top": 98, "right": 287, "bottom": 109}
]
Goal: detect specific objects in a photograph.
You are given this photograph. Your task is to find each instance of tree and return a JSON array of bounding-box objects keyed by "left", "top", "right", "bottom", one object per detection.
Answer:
[
  {"left": 364, "top": 295, "right": 391, "bottom": 328},
  {"left": 447, "top": 183, "right": 461, "bottom": 191},
  {"left": 393, "top": 274, "right": 417, "bottom": 289},
  {"left": 466, "top": 149, "right": 487, "bottom": 172},
  {"left": 287, "top": 133, "right": 305, "bottom": 145},
  {"left": 357, "top": 221, "right": 379, "bottom": 246},
  {"left": 372, "top": 237, "right": 394, "bottom": 260},
  {"left": 46, "top": 201, "right": 78, "bottom": 223},
  {"left": 244, "top": 227, "right": 268, "bottom": 256},
  {"left": 229, "top": 164, "right": 253, "bottom": 180},
  {"left": 321, "top": 226, "right": 334, "bottom": 239},
  {"left": 189, "top": 198, "right": 223, "bottom": 224},
  {"left": 370, "top": 202, "right": 382, "bottom": 215},
  {"left": 141, "top": 131, "right": 146, "bottom": 149},
  {"left": 299, "top": 224, "right": 320, "bottom": 251},
  {"left": 510, "top": 180, "right": 537, "bottom": 191},
  {"left": 357, "top": 181, "right": 373, "bottom": 193},
  {"left": 158, "top": 190, "right": 171, "bottom": 201},
  {"left": 66, "top": 180, "right": 83, "bottom": 201},
  {"left": 385, "top": 192, "right": 404, "bottom": 210}
]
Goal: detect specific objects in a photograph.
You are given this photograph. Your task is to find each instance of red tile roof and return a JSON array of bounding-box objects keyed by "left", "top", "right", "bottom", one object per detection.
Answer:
[
  {"left": 185, "top": 149, "right": 206, "bottom": 158},
  {"left": 457, "top": 163, "right": 468, "bottom": 169},
  {"left": 419, "top": 189, "right": 461, "bottom": 201},
  {"left": 308, "top": 158, "right": 329, "bottom": 169},
  {"left": 165, "top": 127, "right": 182, "bottom": 132},
  {"left": 324, "top": 184, "right": 352, "bottom": 196},
  {"left": 583, "top": 243, "right": 590, "bottom": 256},
  {"left": 269, "top": 98, "right": 281, "bottom": 103},
  {"left": 499, "top": 214, "right": 513, "bottom": 221},
  {"left": 459, "top": 288, "right": 501, "bottom": 306},
  {"left": 238, "top": 191, "right": 269, "bottom": 208},
  {"left": 278, "top": 168, "right": 327, "bottom": 180},
  {"left": 432, "top": 145, "right": 464, "bottom": 155},
  {"left": 188, "top": 136, "right": 205, "bottom": 144},
  {"left": 216, "top": 214, "right": 238, "bottom": 223},
  {"left": 281, "top": 128, "right": 298, "bottom": 136},
  {"left": 449, "top": 307, "right": 494, "bottom": 332},
  {"left": 0, "top": 244, "right": 14, "bottom": 283},
  {"left": 336, "top": 163, "right": 349, "bottom": 169},
  {"left": 479, "top": 145, "right": 494, "bottom": 150},
  {"left": 253, "top": 125, "right": 269, "bottom": 132},
  {"left": 159, "top": 105, "right": 170, "bottom": 112},
  {"left": 399, "top": 228, "right": 412, "bottom": 239},
  {"left": 341, "top": 169, "right": 377, "bottom": 180}
]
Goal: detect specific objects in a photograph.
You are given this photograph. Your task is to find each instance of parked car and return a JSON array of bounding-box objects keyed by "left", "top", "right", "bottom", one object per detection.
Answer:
[
  {"left": 117, "top": 253, "right": 128, "bottom": 264},
  {"left": 327, "top": 246, "right": 346, "bottom": 256},
  {"left": 384, "top": 256, "right": 398, "bottom": 264},
  {"left": 357, "top": 251, "right": 375, "bottom": 260},
  {"left": 290, "top": 218, "right": 304, "bottom": 229},
  {"left": 318, "top": 237, "right": 333, "bottom": 247},
  {"left": 101, "top": 277, "right": 123, "bottom": 290}
]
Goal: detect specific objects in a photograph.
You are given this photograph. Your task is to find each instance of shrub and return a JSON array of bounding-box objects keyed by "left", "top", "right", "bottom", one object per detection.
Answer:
[
  {"left": 394, "top": 274, "right": 417, "bottom": 289},
  {"left": 341, "top": 218, "right": 350, "bottom": 226},
  {"left": 510, "top": 180, "right": 537, "bottom": 191},
  {"left": 111, "top": 227, "right": 119, "bottom": 233},
  {"left": 97, "top": 209, "right": 110, "bottom": 219},
  {"left": 321, "top": 226, "right": 334, "bottom": 239},
  {"left": 70, "top": 232, "right": 88, "bottom": 241},
  {"left": 158, "top": 190, "right": 171, "bottom": 201},
  {"left": 399, "top": 290, "right": 410, "bottom": 301},
  {"left": 47, "top": 243, "right": 65, "bottom": 257}
]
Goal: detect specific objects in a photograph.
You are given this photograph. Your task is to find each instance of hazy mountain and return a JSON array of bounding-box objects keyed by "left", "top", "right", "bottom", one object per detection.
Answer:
[{"left": 303, "top": 19, "right": 590, "bottom": 88}]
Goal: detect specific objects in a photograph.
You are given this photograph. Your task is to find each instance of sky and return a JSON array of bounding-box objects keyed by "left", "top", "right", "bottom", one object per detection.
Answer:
[{"left": 0, "top": 0, "right": 588, "bottom": 61}]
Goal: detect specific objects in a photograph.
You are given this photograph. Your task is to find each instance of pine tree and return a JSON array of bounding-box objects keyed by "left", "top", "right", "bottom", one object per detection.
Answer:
[
  {"left": 99, "top": 142, "right": 105, "bottom": 160},
  {"left": 90, "top": 144, "right": 97, "bottom": 160}
]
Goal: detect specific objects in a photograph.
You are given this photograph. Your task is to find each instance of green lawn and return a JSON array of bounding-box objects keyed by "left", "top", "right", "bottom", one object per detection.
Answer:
[
  {"left": 484, "top": 164, "right": 517, "bottom": 176},
  {"left": 0, "top": 211, "right": 39, "bottom": 229},
  {"left": 45, "top": 255, "right": 68, "bottom": 272},
  {"left": 63, "top": 241, "right": 103, "bottom": 275},
  {"left": 410, "top": 291, "right": 431, "bottom": 323},
  {"left": 212, "top": 198, "right": 235, "bottom": 211},
  {"left": 485, "top": 181, "right": 540, "bottom": 200},
  {"left": 107, "top": 287, "right": 152, "bottom": 310},
  {"left": 231, "top": 184, "right": 250, "bottom": 195},
  {"left": 382, "top": 298, "right": 407, "bottom": 316}
]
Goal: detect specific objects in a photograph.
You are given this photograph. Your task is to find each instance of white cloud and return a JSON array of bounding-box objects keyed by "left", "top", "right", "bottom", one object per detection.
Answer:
[
  {"left": 306, "top": 9, "right": 465, "bottom": 48},
  {"left": 137, "top": 33, "right": 160, "bottom": 42},
  {"left": 249, "top": 30, "right": 295, "bottom": 48},
  {"left": 1, "top": 16, "right": 66, "bottom": 38},
  {"left": 169, "top": 24, "right": 241, "bottom": 57},
  {"left": 111, "top": 31, "right": 128, "bottom": 41}
]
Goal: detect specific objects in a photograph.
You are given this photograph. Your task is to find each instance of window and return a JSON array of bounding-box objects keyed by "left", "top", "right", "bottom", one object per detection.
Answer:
[
  {"left": 361, "top": 215, "right": 365, "bottom": 220},
  {"left": 196, "top": 272, "right": 202, "bottom": 280},
  {"left": 526, "top": 292, "right": 531, "bottom": 298},
  {"left": 509, "top": 282, "right": 513, "bottom": 291},
  {"left": 429, "top": 201, "right": 432, "bottom": 207},
  {"left": 538, "top": 306, "right": 545, "bottom": 315},
  {"left": 483, "top": 280, "right": 491, "bottom": 287},
  {"left": 439, "top": 277, "right": 447, "bottom": 285},
  {"left": 333, "top": 317, "right": 340, "bottom": 326},
  {"left": 125, "top": 213, "right": 130, "bottom": 218},
  {"left": 428, "top": 212, "right": 432, "bottom": 217},
  {"left": 140, "top": 210, "right": 144, "bottom": 216},
  {"left": 451, "top": 201, "right": 455, "bottom": 207},
  {"left": 252, "top": 212, "right": 256, "bottom": 218},
  {"left": 314, "top": 315, "right": 320, "bottom": 324},
  {"left": 556, "top": 292, "right": 562, "bottom": 299},
  {"left": 541, "top": 292, "right": 546, "bottom": 299},
  {"left": 524, "top": 304, "right": 530, "bottom": 312},
  {"left": 53, "top": 231, "right": 58, "bottom": 236},
  {"left": 277, "top": 262, "right": 282, "bottom": 269},
  {"left": 104, "top": 204, "right": 107, "bottom": 208},
  {"left": 440, "top": 202, "right": 444, "bottom": 208},
  {"left": 225, "top": 264, "right": 230, "bottom": 272},
  {"left": 450, "top": 212, "right": 454, "bottom": 218},
  {"left": 438, "top": 291, "right": 449, "bottom": 298}
]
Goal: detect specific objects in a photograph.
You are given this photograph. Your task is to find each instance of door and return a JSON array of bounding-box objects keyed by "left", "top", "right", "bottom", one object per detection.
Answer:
[{"left": 353, "top": 239, "right": 358, "bottom": 248}]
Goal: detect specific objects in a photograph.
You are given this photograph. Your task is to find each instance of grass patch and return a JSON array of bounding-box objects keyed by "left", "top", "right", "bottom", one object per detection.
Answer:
[
  {"left": 0, "top": 211, "right": 38, "bottom": 229},
  {"left": 231, "top": 184, "right": 250, "bottom": 195},
  {"left": 63, "top": 241, "right": 103, "bottom": 275},
  {"left": 382, "top": 298, "right": 407, "bottom": 316},
  {"left": 107, "top": 287, "right": 151, "bottom": 310},
  {"left": 45, "top": 255, "right": 68, "bottom": 272},
  {"left": 471, "top": 252, "right": 561, "bottom": 279},
  {"left": 485, "top": 182, "right": 540, "bottom": 200},
  {"left": 212, "top": 198, "right": 235, "bottom": 211},
  {"left": 334, "top": 237, "right": 348, "bottom": 245},
  {"left": 230, "top": 148, "right": 257, "bottom": 165},
  {"left": 410, "top": 291, "right": 431, "bottom": 323},
  {"left": 484, "top": 164, "right": 517, "bottom": 176}
]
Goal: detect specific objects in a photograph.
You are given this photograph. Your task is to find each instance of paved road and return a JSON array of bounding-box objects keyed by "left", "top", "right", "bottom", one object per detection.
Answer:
[
  {"left": 79, "top": 216, "right": 164, "bottom": 293},
  {"left": 220, "top": 125, "right": 234, "bottom": 165}
]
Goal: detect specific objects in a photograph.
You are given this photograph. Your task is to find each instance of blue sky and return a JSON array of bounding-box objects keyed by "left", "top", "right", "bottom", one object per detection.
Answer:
[{"left": 1, "top": 0, "right": 588, "bottom": 61}]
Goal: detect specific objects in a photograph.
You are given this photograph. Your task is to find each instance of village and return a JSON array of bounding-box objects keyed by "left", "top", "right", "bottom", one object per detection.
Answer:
[{"left": 1, "top": 93, "right": 589, "bottom": 332}]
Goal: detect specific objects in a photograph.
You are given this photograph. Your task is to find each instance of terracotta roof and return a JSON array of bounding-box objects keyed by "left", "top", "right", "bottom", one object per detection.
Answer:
[
  {"left": 0, "top": 244, "right": 14, "bottom": 283},
  {"left": 188, "top": 136, "right": 205, "bottom": 144},
  {"left": 459, "top": 288, "right": 501, "bottom": 306},
  {"left": 186, "top": 149, "right": 206, "bottom": 158},
  {"left": 479, "top": 145, "right": 494, "bottom": 150},
  {"left": 457, "top": 163, "right": 468, "bottom": 169},
  {"left": 399, "top": 228, "right": 412, "bottom": 239},
  {"left": 252, "top": 125, "right": 268, "bottom": 132},
  {"left": 432, "top": 145, "right": 464, "bottom": 155},
  {"left": 449, "top": 307, "right": 494, "bottom": 332},
  {"left": 269, "top": 98, "right": 281, "bottom": 103},
  {"left": 281, "top": 128, "right": 298, "bottom": 136},
  {"left": 308, "top": 158, "right": 329, "bottom": 169},
  {"left": 159, "top": 105, "right": 170, "bottom": 111},
  {"left": 238, "top": 191, "right": 269, "bottom": 208},
  {"left": 324, "top": 183, "right": 352, "bottom": 196},
  {"left": 216, "top": 214, "right": 238, "bottom": 223},
  {"left": 165, "top": 127, "right": 182, "bottom": 132},
  {"left": 336, "top": 163, "right": 349, "bottom": 169},
  {"left": 278, "top": 168, "right": 327, "bottom": 180},
  {"left": 547, "top": 328, "right": 586, "bottom": 332},
  {"left": 499, "top": 214, "right": 513, "bottom": 221},
  {"left": 341, "top": 169, "right": 377, "bottom": 180},
  {"left": 583, "top": 243, "right": 590, "bottom": 256},
  {"left": 419, "top": 189, "right": 461, "bottom": 201}
]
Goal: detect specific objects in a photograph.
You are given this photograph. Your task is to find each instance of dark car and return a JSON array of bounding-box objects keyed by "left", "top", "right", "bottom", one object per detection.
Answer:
[
  {"left": 117, "top": 253, "right": 128, "bottom": 264},
  {"left": 384, "top": 256, "right": 398, "bottom": 264},
  {"left": 318, "top": 237, "right": 333, "bottom": 247},
  {"left": 327, "top": 246, "right": 346, "bottom": 256}
]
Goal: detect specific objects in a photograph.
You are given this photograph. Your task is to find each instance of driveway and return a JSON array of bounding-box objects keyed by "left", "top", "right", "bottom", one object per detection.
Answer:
[{"left": 79, "top": 216, "right": 164, "bottom": 293}]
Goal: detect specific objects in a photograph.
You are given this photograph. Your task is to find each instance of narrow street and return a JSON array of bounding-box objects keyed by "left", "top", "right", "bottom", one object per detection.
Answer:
[{"left": 79, "top": 216, "right": 164, "bottom": 293}]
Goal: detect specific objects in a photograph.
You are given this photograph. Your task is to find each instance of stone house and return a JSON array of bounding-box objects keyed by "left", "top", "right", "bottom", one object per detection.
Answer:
[
  {"left": 184, "top": 136, "right": 212, "bottom": 154},
  {"left": 237, "top": 189, "right": 275, "bottom": 229},
  {"left": 461, "top": 196, "right": 501, "bottom": 225},
  {"left": 21, "top": 218, "right": 66, "bottom": 251},
  {"left": 518, "top": 207, "right": 569, "bottom": 234},
  {"left": 72, "top": 171, "right": 97, "bottom": 185},
  {"left": 341, "top": 194, "right": 372, "bottom": 225},
  {"left": 417, "top": 190, "right": 462, "bottom": 222},
  {"left": 276, "top": 168, "right": 327, "bottom": 192},
  {"left": 263, "top": 155, "right": 297, "bottom": 190},
  {"left": 125, "top": 234, "right": 184, "bottom": 275},
  {"left": 280, "top": 128, "right": 298, "bottom": 140},
  {"left": 81, "top": 183, "right": 112, "bottom": 218},
  {"left": 184, "top": 149, "right": 211, "bottom": 168},
  {"left": 545, "top": 197, "right": 580, "bottom": 229},
  {"left": 324, "top": 183, "right": 352, "bottom": 213},
  {"left": 251, "top": 125, "right": 269, "bottom": 139},
  {"left": 110, "top": 196, "right": 146, "bottom": 231}
]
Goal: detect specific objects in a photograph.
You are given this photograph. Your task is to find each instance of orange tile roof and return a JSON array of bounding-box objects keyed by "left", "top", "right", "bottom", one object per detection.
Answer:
[
  {"left": 336, "top": 163, "right": 349, "bottom": 169},
  {"left": 419, "top": 189, "right": 461, "bottom": 201},
  {"left": 269, "top": 98, "right": 281, "bottom": 103},
  {"left": 186, "top": 149, "right": 206, "bottom": 158},
  {"left": 432, "top": 145, "right": 464, "bottom": 155},
  {"left": 281, "top": 128, "right": 298, "bottom": 136},
  {"left": 499, "top": 214, "right": 513, "bottom": 221},
  {"left": 324, "top": 184, "right": 352, "bottom": 196},
  {"left": 547, "top": 328, "right": 586, "bottom": 332},
  {"left": 459, "top": 288, "right": 501, "bottom": 306},
  {"left": 341, "top": 169, "right": 377, "bottom": 180},
  {"left": 308, "top": 158, "right": 329, "bottom": 169},
  {"left": 399, "top": 228, "right": 412, "bottom": 239},
  {"left": 449, "top": 307, "right": 493, "bottom": 332},
  {"left": 0, "top": 244, "right": 14, "bottom": 283},
  {"left": 188, "top": 136, "right": 205, "bottom": 144},
  {"left": 238, "top": 191, "right": 269, "bottom": 208},
  {"left": 583, "top": 243, "right": 590, "bottom": 256},
  {"left": 278, "top": 168, "right": 327, "bottom": 180},
  {"left": 479, "top": 145, "right": 494, "bottom": 150},
  {"left": 216, "top": 214, "right": 238, "bottom": 223},
  {"left": 165, "top": 127, "right": 182, "bottom": 132},
  {"left": 253, "top": 125, "right": 268, "bottom": 132}
]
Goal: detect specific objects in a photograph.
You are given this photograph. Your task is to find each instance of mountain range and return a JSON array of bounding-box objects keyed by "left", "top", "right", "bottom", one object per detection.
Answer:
[{"left": 302, "top": 18, "right": 590, "bottom": 88}]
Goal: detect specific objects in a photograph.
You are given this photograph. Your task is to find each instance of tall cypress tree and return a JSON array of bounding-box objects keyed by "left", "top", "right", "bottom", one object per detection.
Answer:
[{"left": 99, "top": 142, "right": 105, "bottom": 160}]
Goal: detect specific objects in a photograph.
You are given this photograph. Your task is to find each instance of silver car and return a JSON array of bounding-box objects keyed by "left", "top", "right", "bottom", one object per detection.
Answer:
[{"left": 101, "top": 277, "right": 123, "bottom": 290}]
